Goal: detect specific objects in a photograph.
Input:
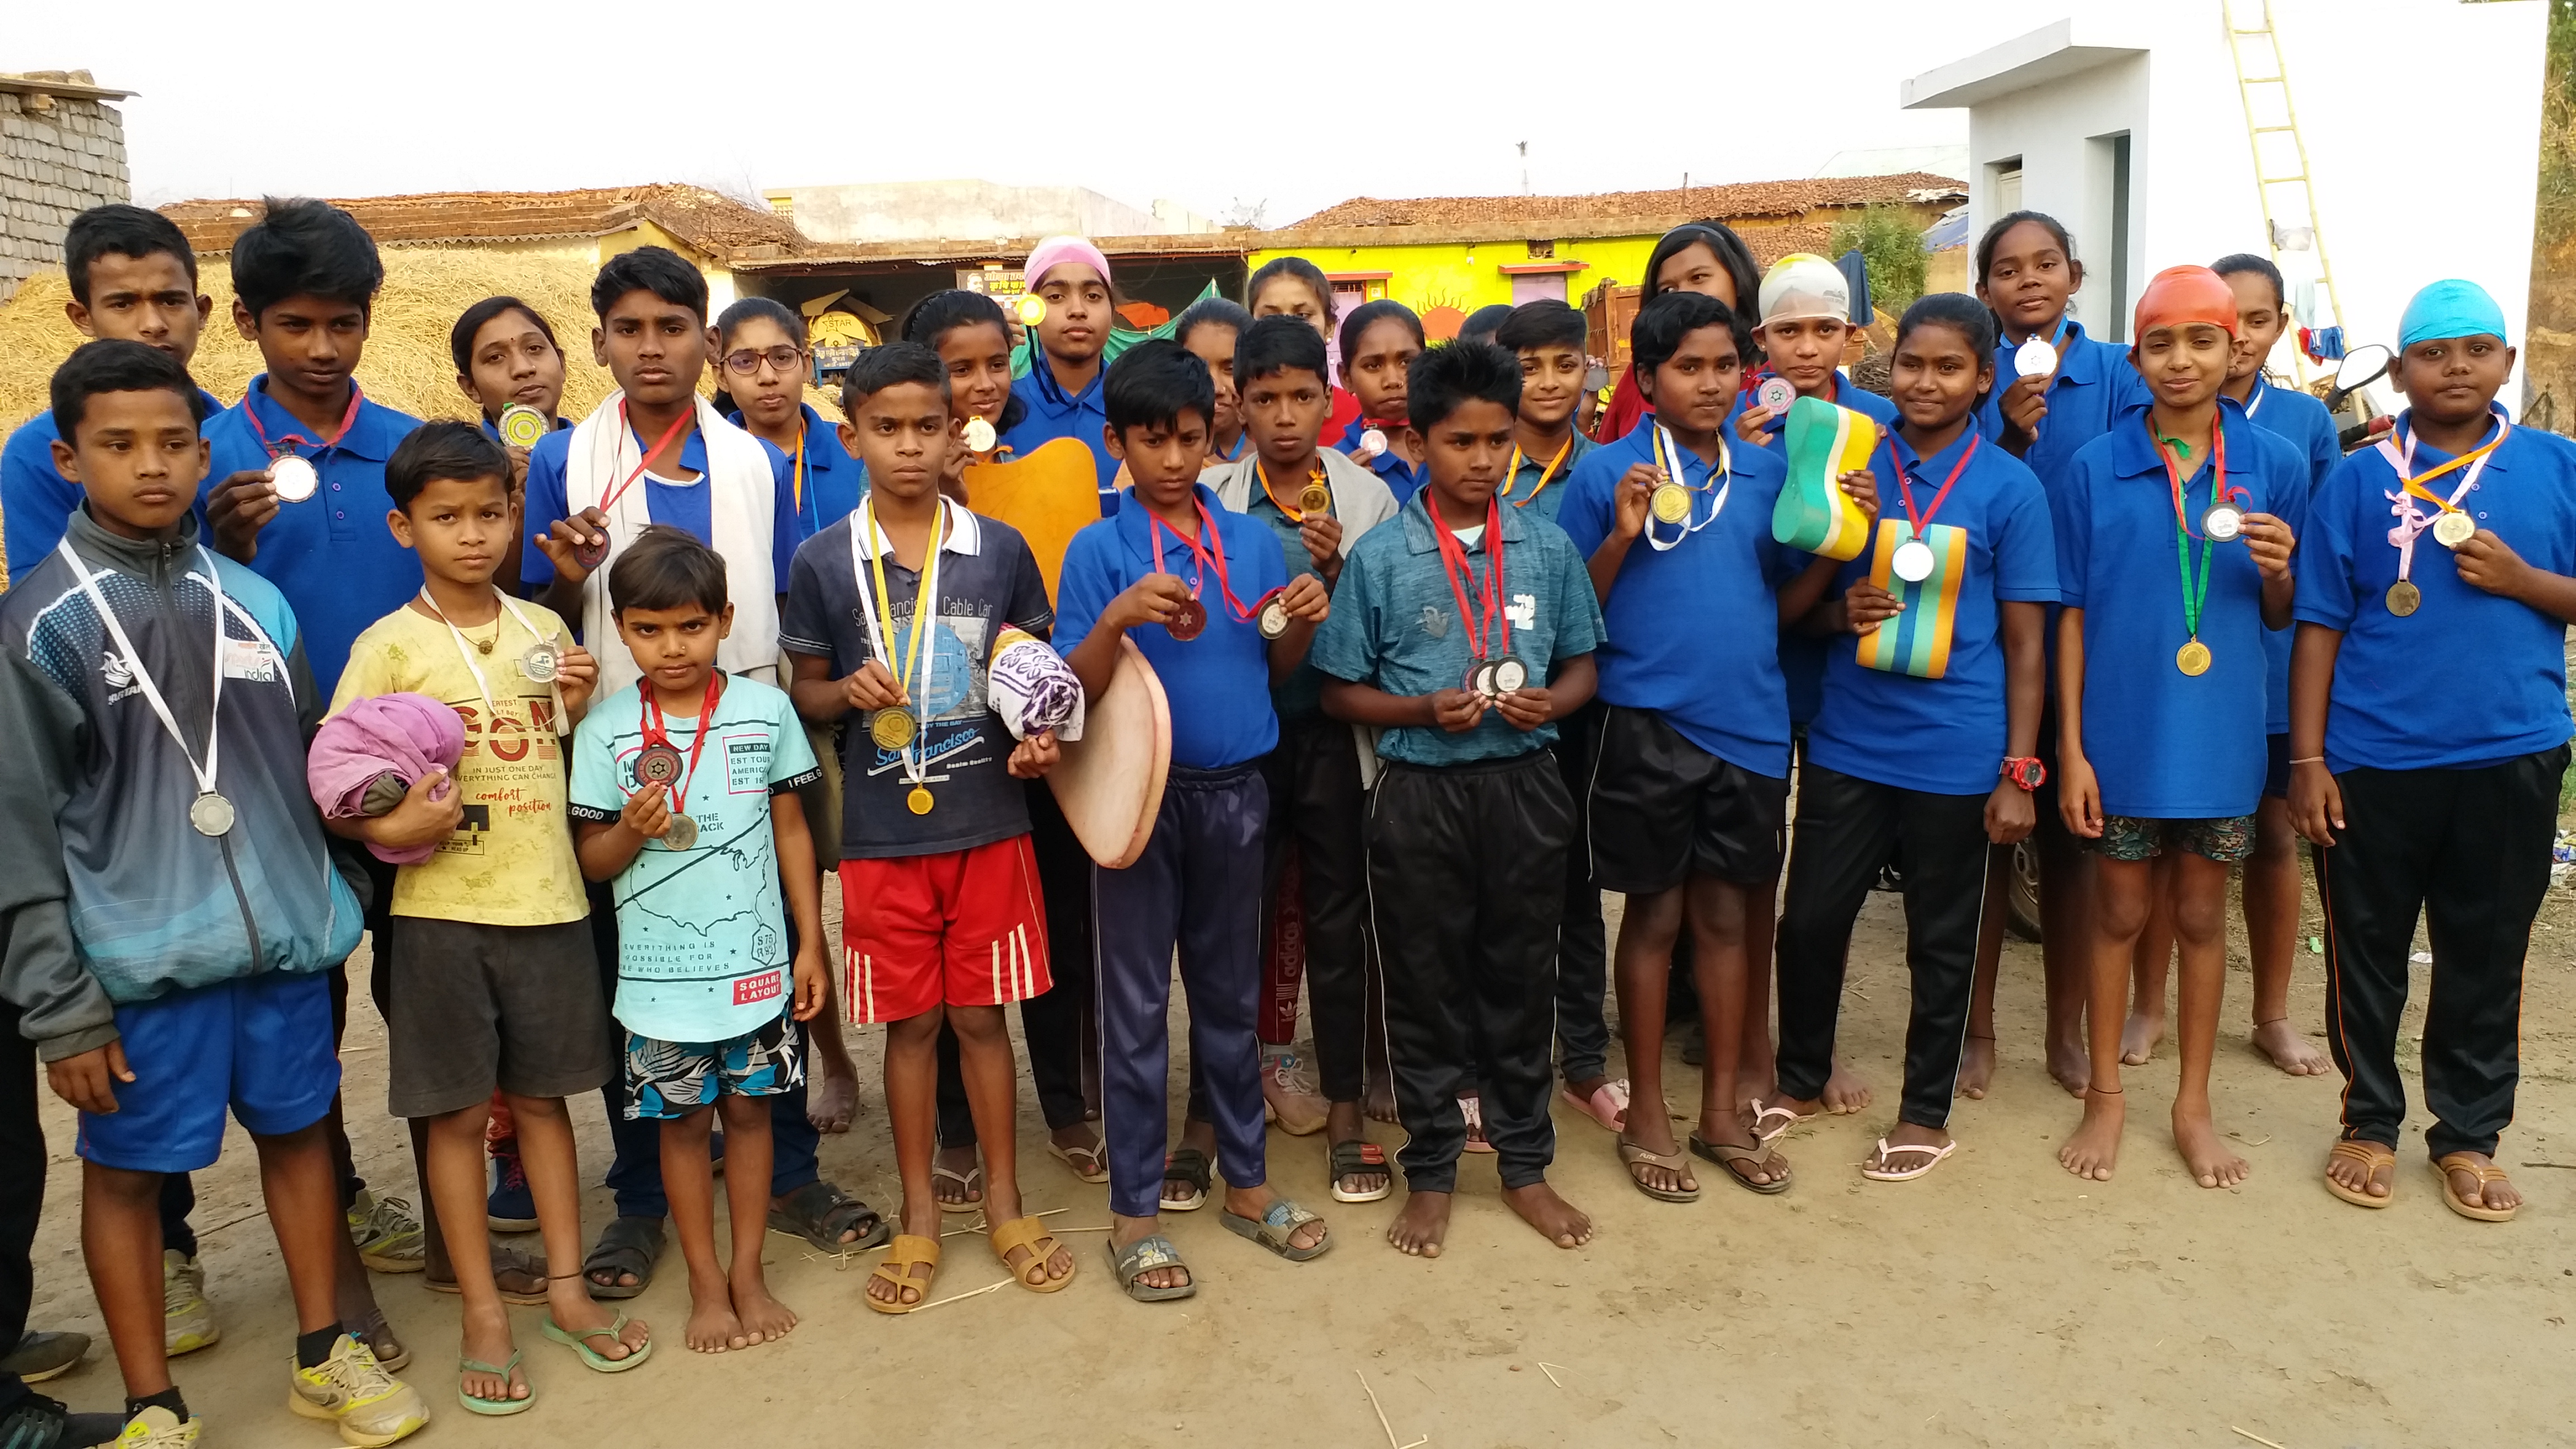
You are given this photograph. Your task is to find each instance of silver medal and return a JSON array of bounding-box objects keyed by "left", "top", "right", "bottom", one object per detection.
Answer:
[
  {"left": 1757, "top": 376, "right": 1795, "bottom": 413},
  {"left": 268, "top": 454, "right": 319, "bottom": 503},
  {"left": 1492, "top": 657, "right": 1528, "bottom": 693},
  {"left": 190, "top": 790, "right": 236, "bottom": 838},
  {"left": 664, "top": 814, "right": 699, "bottom": 851},
  {"left": 1892, "top": 537, "right": 1937, "bottom": 584},
  {"left": 2432, "top": 512, "right": 2475, "bottom": 548},
  {"left": 1358, "top": 427, "right": 1388, "bottom": 458},
  {"left": 1258, "top": 597, "right": 1290, "bottom": 640},
  {"left": 2014, "top": 337, "right": 2059, "bottom": 380},
  {"left": 519, "top": 641, "right": 560, "bottom": 683},
  {"left": 2202, "top": 504, "right": 2245, "bottom": 542}
]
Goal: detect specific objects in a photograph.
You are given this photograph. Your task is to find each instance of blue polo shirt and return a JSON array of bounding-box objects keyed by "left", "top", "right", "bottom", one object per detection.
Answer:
[
  {"left": 1000, "top": 359, "right": 1115, "bottom": 506},
  {"left": 1558, "top": 423, "right": 1802, "bottom": 778},
  {"left": 1334, "top": 417, "right": 1422, "bottom": 507},
  {"left": 1054, "top": 482, "right": 1288, "bottom": 769},
  {"left": 6, "top": 388, "right": 225, "bottom": 586},
  {"left": 2294, "top": 411, "right": 2576, "bottom": 775},
  {"left": 1731, "top": 378, "right": 1902, "bottom": 726},
  {"left": 1807, "top": 429, "right": 2058, "bottom": 795},
  {"left": 1499, "top": 432, "right": 1596, "bottom": 526},
  {"left": 518, "top": 422, "right": 802, "bottom": 595},
  {"left": 1974, "top": 318, "right": 2153, "bottom": 522},
  {"left": 2242, "top": 376, "right": 2343, "bottom": 735},
  {"left": 201, "top": 377, "right": 422, "bottom": 695},
  {"left": 2056, "top": 401, "right": 2305, "bottom": 818},
  {"left": 1310, "top": 491, "right": 1604, "bottom": 766},
  {"left": 726, "top": 402, "right": 863, "bottom": 540}
]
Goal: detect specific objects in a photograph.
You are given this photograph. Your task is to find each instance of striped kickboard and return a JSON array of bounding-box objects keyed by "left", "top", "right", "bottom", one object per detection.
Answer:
[
  {"left": 1771, "top": 395, "right": 1877, "bottom": 561},
  {"left": 1856, "top": 519, "right": 1969, "bottom": 679}
]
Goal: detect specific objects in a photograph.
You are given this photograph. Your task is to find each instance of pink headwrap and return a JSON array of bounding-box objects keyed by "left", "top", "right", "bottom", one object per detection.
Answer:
[{"left": 1024, "top": 235, "right": 1111, "bottom": 290}]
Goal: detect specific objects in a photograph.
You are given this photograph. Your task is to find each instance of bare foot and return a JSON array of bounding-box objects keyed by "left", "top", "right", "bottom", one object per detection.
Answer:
[
  {"left": 1822, "top": 1060, "right": 1872, "bottom": 1114},
  {"left": 1386, "top": 1190, "right": 1451, "bottom": 1257},
  {"left": 2047, "top": 1030, "right": 2091, "bottom": 1098},
  {"left": 2057, "top": 1088, "right": 2124, "bottom": 1181},
  {"left": 808, "top": 1068, "right": 858, "bottom": 1134},
  {"left": 1957, "top": 1035, "right": 1996, "bottom": 1100},
  {"left": 457, "top": 1304, "right": 524, "bottom": 1407},
  {"left": 2172, "top": 1104, "right": 2248, "bottom": 1188},
  {"left": 2119, "top": 1010, "right": 2165, "bottom": 1067},
  {"left": 2437, "top": 1153, "right": 2523, "bottom": 1215},
  {"left": 730, "top": 1281, "right": 798, "bottom": 1344},
  {"left": 1502, "top": 1181, "right": 1593, "bottom": 1248},
  {"left": 2251, "top": 1018, "right": 2331, "bottom": 1077},
  {"left": 1365, "top": 1077, "right": 1400, "bottom": 1125},
  {"left": 932, "top": 1146, "right": 982, "bottom": 1210},
  {"left": 685, "top": 1285, "right": 747, "bottom": 1353}
]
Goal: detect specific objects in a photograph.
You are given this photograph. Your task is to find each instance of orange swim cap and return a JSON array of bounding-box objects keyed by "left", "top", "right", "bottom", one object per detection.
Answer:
[{"left": 2132, "top": 265, "right": 2240, "bottom": 342}]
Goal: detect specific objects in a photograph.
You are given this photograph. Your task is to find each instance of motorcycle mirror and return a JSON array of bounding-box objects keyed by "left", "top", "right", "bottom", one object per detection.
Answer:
[{"left": 2324, "top": 343, "right": 2393, "bottom": 411}]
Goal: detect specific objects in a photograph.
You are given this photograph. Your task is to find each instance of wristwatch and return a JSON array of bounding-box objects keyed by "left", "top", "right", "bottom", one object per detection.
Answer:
[{"left": 2000, "top": 756, "right": 2047, "bottom": 791}]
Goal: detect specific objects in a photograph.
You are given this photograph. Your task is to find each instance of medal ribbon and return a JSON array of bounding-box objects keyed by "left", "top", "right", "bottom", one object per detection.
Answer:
[
  {"left": 598, "top": 399, "right": 700, "bottom": 519},
  {"left": 640, "top": 669, "right": 723, "bottom": 812},
  {"left": 853, "top": 495, "right": 946, "bottom": 789},
  {"left": 2379, "top": 414, "right": 2507, "bottom": 589},
  {"left": 1884, "top": 430, "right": 1980, "bottom": 533},
  {"left": 1502, "top": 438, "right": 1573, "bottom": 509},
  {"left": 791, "top": 424, "right": 812, "bottom": 532},
  {"left": 2152, "top": 417, "right": 2236, "bottom": 541},
  {"left": 58, "top": 538, "right": 231, "bottom": 808},
  {"left": 1430, "top": 495, "right": 1509, "bottom": 663},
  {"left": 242, "top": 380, "right": 365, "bottom": 458},
  {"left": 1149, "top": 502, "right": 1271, "bottom": 622},
  {"left": 1254, "top": 459, "right": 1329, "bottom": 523},
  {"left": 416, "top": 587, "right": 566, "bottom": 732},
  {"left": 1645, "top": 424, "right": 1731, "bottom": 552}
]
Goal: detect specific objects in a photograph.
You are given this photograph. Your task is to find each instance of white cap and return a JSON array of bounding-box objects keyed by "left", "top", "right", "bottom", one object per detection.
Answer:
[{"left": 1756, "top": 253, "right": 1850, "bottom": 328}]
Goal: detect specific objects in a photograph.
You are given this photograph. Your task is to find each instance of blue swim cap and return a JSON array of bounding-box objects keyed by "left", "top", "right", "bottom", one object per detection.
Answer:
[{"left": 2397, "top": 280, "right": 2509, "bottom": 350}]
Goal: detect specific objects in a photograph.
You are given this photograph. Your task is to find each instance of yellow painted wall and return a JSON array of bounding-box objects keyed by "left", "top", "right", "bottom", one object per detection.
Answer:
[{"left": 1250, "top": 235, "right": 1667, "bottom": 338}]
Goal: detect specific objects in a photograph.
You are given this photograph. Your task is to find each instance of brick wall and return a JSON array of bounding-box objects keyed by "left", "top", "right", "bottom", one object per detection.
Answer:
[{"left": 1, "top": 81, "right": 130, "bottom": 303}]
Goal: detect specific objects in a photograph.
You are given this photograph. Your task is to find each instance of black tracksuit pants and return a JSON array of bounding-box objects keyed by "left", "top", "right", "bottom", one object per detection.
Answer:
[
  {"left": 1551, "top": 702, "right": 1612, "bottom": 1086},
  {"left": 1775, "top": 764, "right": 1988, "bottom": 1130},
  {"left": 2317, "top": 747, "right": 2566, "bottom": 1158},
  {"left": 1, "top": 1004, "right": 39, "bottom": 1418},
  {"left": 1366, "top": 752, "right": 1570, "bottom": 1193}
]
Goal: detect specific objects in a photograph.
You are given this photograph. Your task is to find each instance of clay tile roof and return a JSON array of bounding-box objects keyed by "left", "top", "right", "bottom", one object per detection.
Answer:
[
  {"left": 1284, "top": 173, "right": 1966, "bottom": 231},
  {"left": 158, "top": 184, "right": 811, "bottom": 261}
]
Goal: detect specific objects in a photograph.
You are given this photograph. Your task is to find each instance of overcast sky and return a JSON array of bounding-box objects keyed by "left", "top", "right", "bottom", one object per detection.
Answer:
[{"left": 15, "top": 0, "right": 1984, "bottom": 224}]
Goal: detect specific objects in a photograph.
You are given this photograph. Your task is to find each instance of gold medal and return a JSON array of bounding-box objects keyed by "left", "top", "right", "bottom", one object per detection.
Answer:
[
  {"left": 907, "top": 786, "right": 935, "bottom": 816},
  {"left": 1650, "top": 481, "right": 1692, "bottom": 524},
  {"left": 2386, "top": 580, "right": 2422, "bottom": 617},
  {"left": 1015, "top": 293, "right": 1046, "bottom": 327},
  {"left": 2432, "top": 512, "right": 2475, "bottom": 548},
  {"left": 2176, "top": 639, "right": 2212, "bottom": 676},
  {"left": 1299, "top": 480, "right": 1333, "bottom": 516},
  {"left": 498, "top": 404, "right": 550, "bottom": 449},
  {"left": 870, "top": 707, "right": 918, "bottom": 750}
]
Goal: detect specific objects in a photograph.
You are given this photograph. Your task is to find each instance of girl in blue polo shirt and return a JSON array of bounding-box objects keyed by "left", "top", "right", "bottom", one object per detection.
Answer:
[
  {"left": 1762, "top": 294, "right": 2056, "bottom": 1182},
  {"left": 1335, "top": 300, "right": 1427, "bottom": 505},
  {"left": 1963, "top": 210, "right": 2156, "bottom": 1101},
  {"left": 2053, "top": 267, "right": 2304, "bottom": 1191},
  {"left": 717, "top": 299, "right": 862, "bottom": 540},
  {"left": 2291, "top": 280, "right": 2576, "bottom": 1224},
  {"left": 998, "top": 235, "right": 1121, "bottom": 505},
  {"left": 1557, "top": 291, "right": 1859, "bottom": 1202}
]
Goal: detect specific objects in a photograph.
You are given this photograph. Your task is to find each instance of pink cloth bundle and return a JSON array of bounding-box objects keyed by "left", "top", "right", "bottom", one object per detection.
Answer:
[{"left": 306, "top": 692, "right": 464, "bottom": 864}]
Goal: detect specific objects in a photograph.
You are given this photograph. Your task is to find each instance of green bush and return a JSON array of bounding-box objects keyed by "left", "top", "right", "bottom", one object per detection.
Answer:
[{"left": 1826, "top": 206, "right": 1930, "bottom": 318}]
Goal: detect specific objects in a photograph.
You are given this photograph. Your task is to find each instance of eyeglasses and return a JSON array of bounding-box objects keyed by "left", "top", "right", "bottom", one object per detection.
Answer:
[{"left": 724, "top": 346, "right": 806, "bottom": 376}]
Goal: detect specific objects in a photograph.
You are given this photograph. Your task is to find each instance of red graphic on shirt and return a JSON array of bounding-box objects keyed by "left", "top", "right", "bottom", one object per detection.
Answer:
[{"left": 733, "top": 971, "right": 784, "bottom": 1006}]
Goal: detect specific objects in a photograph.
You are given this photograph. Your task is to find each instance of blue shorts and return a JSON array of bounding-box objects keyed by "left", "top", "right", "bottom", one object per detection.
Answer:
[{"left": 77, "top": 971, "right": 340, "bottom": 1173}]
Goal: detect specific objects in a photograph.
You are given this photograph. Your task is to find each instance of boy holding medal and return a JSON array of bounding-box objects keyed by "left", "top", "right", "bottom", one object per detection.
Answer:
[
  {"left": 1201, "top": 316, "right": 1399, "bottom": 1201},
  {"left": 1055, "top": 341, "right": 1336, "bottom": 1301},
  {"left": 778, "top": 344, "right": 1073, "bottom": 1310},
  {"left": 569, "top": 529, "right": 828, "bottom": 1353},
  {"left": 330, "top": 423, "right": 648, "bottom": 1410},
  {"left": 1557, "top": 291, "right": 1859, "bottom": 1201},
  {"left": 1312, "top": 340, "right": 1605, "bottom": 1254},
  {"left": 2292, "top": 280, "right": 2576, "bottom": 1221},
  {"left": 2053, "top": 267, "right": 2305, "bottom": 1188},
  {"left": 4, "top": 340, "right": 424, "bottom": 1446}
]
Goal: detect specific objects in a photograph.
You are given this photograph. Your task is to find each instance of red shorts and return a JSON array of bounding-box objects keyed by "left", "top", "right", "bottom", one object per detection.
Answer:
[{"left": 839, "top": 835, "right": 1052, "bottom": 1024}]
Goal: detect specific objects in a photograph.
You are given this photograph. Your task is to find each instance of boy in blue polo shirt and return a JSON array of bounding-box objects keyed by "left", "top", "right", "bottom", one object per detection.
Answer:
[
  {"left": 2293, "top": 280, "right": 2576, "bottom": 1223},
  {"left": 2054, "top": 267, "right": 2305, "bottom": 1190},
  {"left": 997, "top": 235, "right": 1121, "bottom": 504},
  {"left": 1314, "top": 340, "right": 1603, "bottom": 1255},
  {"left": 1763, "top": 295, "right": 2057, "bottom": 1182},
  {"left": 4, "top": 340, "right": 424, "bottom": 1448},
  {"left": 1557, "top": 291, "right": 1855, "bottom": 1202},
  {"left": 1055, "top": 340, "right": 1334, "bottom": 1301}
]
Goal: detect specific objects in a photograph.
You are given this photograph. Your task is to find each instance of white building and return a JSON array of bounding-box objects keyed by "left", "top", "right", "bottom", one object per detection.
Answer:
[{"left": 1903, "top": 2, "right": 2546, "bottom": 401}]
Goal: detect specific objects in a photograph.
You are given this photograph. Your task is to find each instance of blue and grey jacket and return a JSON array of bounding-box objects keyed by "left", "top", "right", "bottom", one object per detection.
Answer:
[{"left": 0, "top": 507, "right": 365, "bottom": 1060}]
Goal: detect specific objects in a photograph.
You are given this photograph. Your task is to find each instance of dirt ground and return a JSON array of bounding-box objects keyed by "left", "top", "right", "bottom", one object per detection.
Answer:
[{"left": 23, "top": 865, "right": 2576, "bottom": 1449}]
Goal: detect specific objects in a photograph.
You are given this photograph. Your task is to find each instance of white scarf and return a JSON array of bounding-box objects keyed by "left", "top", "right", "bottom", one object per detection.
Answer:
[{"left": 565, "top": 391, "right": 780, "bottom": 698}]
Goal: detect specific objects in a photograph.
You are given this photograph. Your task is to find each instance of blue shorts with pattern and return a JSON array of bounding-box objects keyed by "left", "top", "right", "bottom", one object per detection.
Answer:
[
  {"left": 621, "top": 1010, "right": 803, "bottom": 1120},
  {"left": 2093, "top": 813, "right": 2256, "bottom": 865}
]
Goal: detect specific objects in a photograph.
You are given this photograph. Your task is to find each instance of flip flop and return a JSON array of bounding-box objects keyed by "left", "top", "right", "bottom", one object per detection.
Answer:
[
  {"left": 1220, "top": 1197, "right": 1331, "bottom": 1262},
  {"left": 541, "top": 1314, "right": 652, "bottom": 1373},
  {"left": 1161, "top": 1147, "right": 1213, "bottom": 1212},
  {"left": 1748, "top": 1096, "right": 1812, "bottom": 1144},
  {"left": 1617, "top": 1137, "right": 1699, "bottom": 1204},
  {"left": 457, "top": 1351, "right": 533, "bottom": 1416},
  {"left": 1106, "top": 1234, "right": 1195, "bottom": 1303},
  {"left": 989, "top": 1216, "right": 1077, "bottom": 1293},
  {"left": 581, "top": 1217, "right": 662, "bottom": 1301},
  {"left": 1328, "top": 1139, "right": 1393, "bottom": 1204},
  {"left": 1046, "top": 1133, "right": 1111, "bottom": 1185},
  {"left": 933, "top": 1162, "right": 984, "bottom": 1215},
  {"left": 1860, "top": 1137, "right": 1958, "bottom": 1182},
  {"left": 1559, "top": 1079, "right": 1630, "bottom": 1133},
  {"left": 2430, "top": 1153, "right": 2518, "bottom": 1222},
  {"left": 2322, "top": 1138, "right": 2395, "bottom": 1209},
  {"left": 866, "top": 1235, "right": 941, "bottom": 1315},
  {"left": 1690, "top": 1133, "right": 1791, "bottom": 1195},
  {"left": 766, "top": 1179, "right": 891, "bottom": 1253}
]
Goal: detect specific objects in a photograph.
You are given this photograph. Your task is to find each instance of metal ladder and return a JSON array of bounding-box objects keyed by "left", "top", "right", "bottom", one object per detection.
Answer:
[{"left": 2222, "top": 0, "right": 2342, "bottom": 385}]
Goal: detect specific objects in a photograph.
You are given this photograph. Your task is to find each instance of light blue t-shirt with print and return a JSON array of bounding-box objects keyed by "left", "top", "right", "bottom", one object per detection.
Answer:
[{"left": 569, "top": 675, "right": 821, "bottom": 1043}]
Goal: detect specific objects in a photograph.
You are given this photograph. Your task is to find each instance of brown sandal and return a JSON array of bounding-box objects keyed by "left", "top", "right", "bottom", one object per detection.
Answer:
[
  {"left": 865, "top": 1234, "right": 940, "bottom": 1314},
  {"left": 2430, "top": 1153, "right": 2517, "bottom": 1222},
  {"left": 989, "top": 1216, "right": 1076, "bottom": 1292},
  {"left": 2322, "top": 1138, "right": 2395, "bottom": 1209},
  {"left": 1617, "top": 1136, "right": 1699, "bottom": 1203}
]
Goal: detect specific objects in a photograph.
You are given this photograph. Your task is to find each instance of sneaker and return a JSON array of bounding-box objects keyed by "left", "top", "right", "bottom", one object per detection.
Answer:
[
  {"left": 485, "top": 1140, "right": 538, "bottom": 1233},
  {"left": 344, "top": 1191, "right": 424, "bottom": 1275},
  {"left": 286, "top": 1334, "right": 428, "bottom": 1447},
  {"left": 105, "top": 1405, "right": 199, "bottom": 1448},
  {"left": 1258, "top": 1046, "right": 1330, "bottom": 1137},
  {"left": 0, "top": 1328, "right": 88, "bottom": 1383},
  {"left": 160, "top": 1253, "right": 217, "bottom": 1357}
]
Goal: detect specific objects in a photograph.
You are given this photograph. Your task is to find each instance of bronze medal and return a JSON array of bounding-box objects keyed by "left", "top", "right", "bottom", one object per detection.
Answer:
[
  {"left": 1167, "top": 596, "right": 1207, "bottom": 642},
  {"left": 634, "top": 742, "right": 684, "bottom": 787},
  {"left": 662, "top": 813, "right": 699, "bottom": 851},
  {"left": 2176, "top": 640, "right": 2213, "bottom": 676},
  {"left": 2385, "top": 580, "right": 2422, "bottom": 617},
  {"left": 1258, "top": 596, "right": 1290, "bottom": 640},
  {"left": 570, "top": 530, "right": 610, "bottom": 571}
]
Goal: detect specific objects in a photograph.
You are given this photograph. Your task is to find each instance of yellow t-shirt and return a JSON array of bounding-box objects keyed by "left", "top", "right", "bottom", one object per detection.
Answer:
[{"left": 328, "top": 598, "right": 587, "bottom": 926}]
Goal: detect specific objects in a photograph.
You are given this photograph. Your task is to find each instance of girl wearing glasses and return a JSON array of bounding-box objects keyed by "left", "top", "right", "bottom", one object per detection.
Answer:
[{"left": 716, "top": 298, "right": 863, "bottom": 539}]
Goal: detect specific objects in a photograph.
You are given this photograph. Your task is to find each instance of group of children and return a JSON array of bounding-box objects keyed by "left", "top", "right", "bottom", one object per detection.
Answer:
[{"left": 0, "top": 196, "right": 2566, "bottom": 1448}]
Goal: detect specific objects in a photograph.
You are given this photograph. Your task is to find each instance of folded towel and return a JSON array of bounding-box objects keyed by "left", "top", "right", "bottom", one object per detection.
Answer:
[{"left": 307, "top": 693, "right": 466, "bottom": 864}]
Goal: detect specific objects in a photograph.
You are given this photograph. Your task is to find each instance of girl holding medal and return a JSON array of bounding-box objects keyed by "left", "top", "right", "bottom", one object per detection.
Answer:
[
  {"left": 2052, "top": 267, "right": 2302, "bottom": 1189},
  {"left": 1334, "top": 300, "right": 1428, "bottom": 505},
  {"left": 901, "top": 289, "right": 1029, "bottom": 504},
  {"left": 716, "top": 299, "right": 862, "bottom": 539},
  {"left": 451, "top": 296, "right": 569, "bottom": 598}
]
